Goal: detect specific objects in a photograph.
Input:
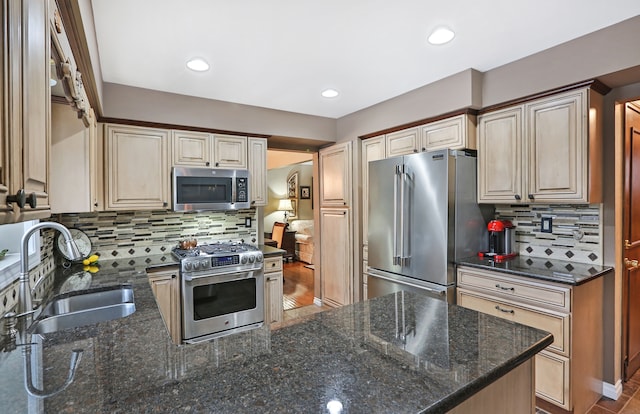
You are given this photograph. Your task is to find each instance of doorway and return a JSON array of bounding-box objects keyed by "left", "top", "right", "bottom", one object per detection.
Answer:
[
  {"left": 265, "top": 149, "right": 318, "bottom": 311},
  {"left": 623, "top": 100, "right": 640, "bottom": 380}
]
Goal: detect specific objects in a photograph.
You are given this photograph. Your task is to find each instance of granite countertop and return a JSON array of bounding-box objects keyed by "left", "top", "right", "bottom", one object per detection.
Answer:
[
  {"left": 458, "top": 255, "right": 614, "bottom": 285},
  {"left": 0, "top": 254, "right": 552, "bottom": 413}
]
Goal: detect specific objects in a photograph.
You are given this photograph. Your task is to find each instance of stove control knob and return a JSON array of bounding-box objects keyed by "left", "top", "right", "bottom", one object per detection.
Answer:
[
  {"left": 248, "top": 255, "right": 255, "bottom": 263},
  {"left": 241, "top": 256, "right": 248, "bottom": 264},
  {"left": 192, "top": 261, "right": 200, "bottom": 270},
  {"left": 184, "top": 262, "right": 192, "bottom": 271},
  {"left": 200, "top": 260, "right": 208, "bottom": 269},
  {"left": 256, "top": 254, "right": 263, "bottom": 263}
]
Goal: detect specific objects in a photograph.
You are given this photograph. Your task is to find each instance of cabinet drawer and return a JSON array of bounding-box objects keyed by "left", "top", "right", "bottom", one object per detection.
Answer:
[
  {"left": 457, "top": 289, "right": 569, "bottom": 356},
  {"left": 535, "top": 350, "right": 570, "bottom": 410},
  {"left": 264, "top": 256, "right": 283, "bottom": 273},
  {"left": 457, "top": 266, "right": 570, "bottom": 311}
]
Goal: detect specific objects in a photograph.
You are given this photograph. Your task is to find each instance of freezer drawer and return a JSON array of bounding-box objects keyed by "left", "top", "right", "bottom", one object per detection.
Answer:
[{"left": 367, "top": 268, "right": 455, "bottom": 302}]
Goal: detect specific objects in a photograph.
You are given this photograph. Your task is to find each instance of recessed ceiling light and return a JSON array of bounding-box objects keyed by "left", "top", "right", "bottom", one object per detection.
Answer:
[
  {"left": 321, "top": 88, "right": 339, "bottom": 98},
  {"left": 186, "top": 58, "right": 210, "bottom": 72},
  {"left": 428, "top": 27, "right": 455, "bottom": 45}
]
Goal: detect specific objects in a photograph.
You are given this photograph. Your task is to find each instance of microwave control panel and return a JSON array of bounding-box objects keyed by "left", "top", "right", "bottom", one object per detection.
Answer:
[{"left": 236, "top": 177, "right": 248, "bottom": 202}]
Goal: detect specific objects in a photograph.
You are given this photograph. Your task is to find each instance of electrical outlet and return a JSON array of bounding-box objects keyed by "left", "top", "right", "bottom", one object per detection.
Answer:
[
  {"left": 245, "top": 217, "right": 252, "bottom": 228},
  {"left": 541, "top": 217, "right": 553, "bottom": 233}
]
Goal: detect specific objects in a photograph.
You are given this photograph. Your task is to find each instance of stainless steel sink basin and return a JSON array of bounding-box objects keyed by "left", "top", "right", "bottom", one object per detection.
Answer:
[{"left": 29, "top": 285, "right": 136, "bottom": 335}]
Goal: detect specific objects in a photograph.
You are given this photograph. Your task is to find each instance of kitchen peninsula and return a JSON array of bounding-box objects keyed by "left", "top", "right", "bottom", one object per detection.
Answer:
[{"left": 0, "top": 257, "right": 552, "bottom": 413}]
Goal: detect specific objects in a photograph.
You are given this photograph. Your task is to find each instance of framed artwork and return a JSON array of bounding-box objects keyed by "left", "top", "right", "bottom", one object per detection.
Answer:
[
  {"left": 287, "top": 172, "right": 298, "bottom": 199},
  {"left": 300, "top": 186, "right": 311, "bottom": 199},
  {"left": 289, "top": 199, "right": 298, "bottom": 219}
]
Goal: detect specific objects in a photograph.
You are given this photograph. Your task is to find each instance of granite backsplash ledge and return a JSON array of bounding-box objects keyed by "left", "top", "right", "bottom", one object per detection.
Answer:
[{"left": 51, "top": 209, "right": 258, "bottom": 259}]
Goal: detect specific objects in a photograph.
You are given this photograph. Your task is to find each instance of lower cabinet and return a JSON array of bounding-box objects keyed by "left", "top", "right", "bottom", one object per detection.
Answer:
[
  {"left": 147, "top": 266, "right": 181, "bottom": 345},
  {"left": 264, "top": 256, "right": 283, "bottom": 325},
  {"left": 456, "top": 266, "right": 603, "bottom": 414}
]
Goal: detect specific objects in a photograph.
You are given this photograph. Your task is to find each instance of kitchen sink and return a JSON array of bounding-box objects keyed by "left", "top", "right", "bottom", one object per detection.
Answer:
[{"left": 28, "top": 285, "right": 136, "bottom": 335}]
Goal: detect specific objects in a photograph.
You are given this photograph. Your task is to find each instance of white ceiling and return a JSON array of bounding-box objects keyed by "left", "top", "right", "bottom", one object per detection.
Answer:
[{"left": 91, "top": 1, "right": 640, "bottom": 119}]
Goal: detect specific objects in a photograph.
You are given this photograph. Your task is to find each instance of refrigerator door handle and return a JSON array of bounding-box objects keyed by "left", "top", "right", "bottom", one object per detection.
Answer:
[
  {"left": 400, "top": 167, "right": 410, "bottom": 266},
  {"left": 393, "top": 165, "right": 401, "bottom": 265}
]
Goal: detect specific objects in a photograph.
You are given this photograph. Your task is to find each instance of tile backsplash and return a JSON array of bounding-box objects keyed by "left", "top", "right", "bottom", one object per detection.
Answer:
[
  {"left": 52, "top": 209, "right": 258, "bottom": 259},
  {"left": 494, "top": 204, "right": 603, "bottom": 265}
]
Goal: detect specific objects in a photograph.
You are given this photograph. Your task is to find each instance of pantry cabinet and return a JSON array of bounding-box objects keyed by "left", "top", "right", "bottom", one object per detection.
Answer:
[
  {"left": 148, "top": 266, "right": 181, "bottom": 345},
  {"left": 319, "top": 141, "right": 352, "bottom": 207},
  {"left": 0, "top": 0, "right": 51, "bottom": 224},
  {"left": 456, "top": 266, "right": 603, "bottom": 413},
  {"left": 478, "top": 87, "right": 603, "bottom": 204},
  {"left": 321, "top": 208, "right": 352, "bottom": 307},
  {"left": 105, "top": 124, "right": 170, "bottom": 210},
  {"left": 264, "top": 256, "right": 283, "bottom": 324},
  {"left": 248, "top": 137, "right": 268, "bottom": 206}
]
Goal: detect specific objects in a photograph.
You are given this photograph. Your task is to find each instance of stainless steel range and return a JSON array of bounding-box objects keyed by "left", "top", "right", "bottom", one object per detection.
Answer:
[{"left": 173, "top": 242, "right": 264, "bottom": 343}]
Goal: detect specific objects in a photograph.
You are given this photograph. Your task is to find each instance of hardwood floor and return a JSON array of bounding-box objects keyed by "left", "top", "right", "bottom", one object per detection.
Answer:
[{"left": 282, "top": 260, "right": 315, "bottom": 310}]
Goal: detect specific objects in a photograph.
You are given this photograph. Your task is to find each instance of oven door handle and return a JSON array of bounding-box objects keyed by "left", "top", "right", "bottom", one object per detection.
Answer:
[{"left": 182, "top": 269, "right": 259, "bottom": 282}]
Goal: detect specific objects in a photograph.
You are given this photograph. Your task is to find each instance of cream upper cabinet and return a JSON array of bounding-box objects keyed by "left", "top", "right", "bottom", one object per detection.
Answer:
[
  {"left": 421, "top": 114, "right": 477, "bottom": 151},
  {"left": 478, "top": 87, "right": 602, "bottom": 204},
  {"left": 321, "top": 208, "right": 352, "bottom": 307},
  {"left": 361, "top": 136, "right": 386, "bottom": 247},
  {"left": 319, "top": 141, "right": 352, "bottom": 207},
  {"left": 212, "top": 134, "right": 247, "bottom": 169},
  {"left": 248, "top": 137, "right": 268, "bottom": 206},
  {"left": 477, "top": 107, "right": 524, "bottom": 202},
  {"left": 172, "top": 130, "right": 211, "bottom": 167},
  {"left": 105, "top": 124, "right": 170, "bottom": 210},
  {"left": 0, "top": 0, "right": 51, "bottom": 224},
  {"left": 386, "top": 127, "right": 419, "bottom": 157}
]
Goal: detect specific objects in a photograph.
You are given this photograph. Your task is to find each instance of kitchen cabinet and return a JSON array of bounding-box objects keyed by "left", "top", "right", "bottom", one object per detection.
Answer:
[
  {"left": 212, "top": 134, "right": 247, "bottom": 169},
  {"left": 478, "top": 87, "right": 603, "bottom": 204},
  {"left": 50, "top": 104, "right": 99, "bottom": 213},
  {"left": 321, "top": 208, "right": 352, "bottom": 307},
  {"left": 248, "top": 137, "right": 268, "bottom": 206},
  {"left": 0, "top": 0, "right": 51, "bottom": 224},
  {"left": 361, "top": 135, "right": 385, "bottom": 248},
  {"left": 385, "top": 127, "right": 419, "bottom": 157},
  {"left": 319, "top": 141, "right": 352, "bottom": 207},
  {"left": 147, "top": 266, "right": 181, "bottom": 345},
  {"left": 456, "top": 266, "right": 603, "bottom": 413},
  {"left": 264, "top": 256, "right": 283, "bottom": 324},
  {"left": 105, "top": 124, "right": 170, "bottom": 210},
  {"left": 420, "top": 114, "right": 476, "bottom": 151},
  {"left": 171, "top": 130, "right": 211, "bottom": 167}
]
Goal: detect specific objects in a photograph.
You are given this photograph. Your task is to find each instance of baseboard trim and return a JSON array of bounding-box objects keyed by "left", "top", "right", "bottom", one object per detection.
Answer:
[
  {"left": 603, "top": 379, "right": 623, "bottom": 400},
  {"left": 313, "top": 297, "right": 322, "bottom": 307}
]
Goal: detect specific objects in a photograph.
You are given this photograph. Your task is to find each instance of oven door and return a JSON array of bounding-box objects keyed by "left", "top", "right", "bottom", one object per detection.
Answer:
[{"left": 182, "top": 269, "right": 264, "bottom": 342}]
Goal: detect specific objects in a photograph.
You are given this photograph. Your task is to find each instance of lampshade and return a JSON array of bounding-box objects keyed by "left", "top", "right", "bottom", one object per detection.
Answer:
[{"left": 278, "top": 199, "right": 294, "bottom": 211}]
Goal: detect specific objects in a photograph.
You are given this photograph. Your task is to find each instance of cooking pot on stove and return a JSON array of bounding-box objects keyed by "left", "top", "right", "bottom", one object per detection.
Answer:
[{"left": 178, "top": 238, "right": 197, "bottom": 250}]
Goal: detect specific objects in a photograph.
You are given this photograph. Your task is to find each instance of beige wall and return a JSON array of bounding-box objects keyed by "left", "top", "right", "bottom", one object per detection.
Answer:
[{"left": 267, "top": 150, "right": 313, "bottom": 170}]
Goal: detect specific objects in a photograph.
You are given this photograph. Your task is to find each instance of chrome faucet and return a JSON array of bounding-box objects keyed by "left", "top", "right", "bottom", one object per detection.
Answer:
[{"left": 18, "top": 222, "right": 82, "bottom": 316}]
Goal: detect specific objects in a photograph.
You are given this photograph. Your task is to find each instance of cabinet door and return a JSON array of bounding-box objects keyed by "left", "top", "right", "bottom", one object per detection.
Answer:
[
  {"left": 321, "top": 208, "right": 352, "bottom": 307},
  {"left": 386, "top": 127, "right": 419, "bottom": 156},
  {"left": 19, "top": 0, "right": 50, "bottom": 219},
  {"left": 477, "top": 107, "right": 524, "bottom": 203},
  {"left": 248, "top": 137, "right": 267, "bottom": 206},
  {"left": 105, "top": 124, "right": 170, "bottom": 210},
  {"left": 265, "top": 270, "right": 284, "bottom": 324},
  {"left": 212, "top": 134, "right": 247, "bottom": 169},
  {"left": 319, "top": 142, "right": 352, "bottom": 207},
  {"left": 422, "top": 114, "right": 476, "bottom": 151},
  {"left": 148, "top": 268, "right": 181, "bottom": 344},
  {"left": 172, "top": 130, "right": 211, "bottom": 167},
  {"left": 361, "top": 136, "right": 385, "bottom": 247},
  {"left": 526, "top": 90, "right": 587, "bottom": 202}
]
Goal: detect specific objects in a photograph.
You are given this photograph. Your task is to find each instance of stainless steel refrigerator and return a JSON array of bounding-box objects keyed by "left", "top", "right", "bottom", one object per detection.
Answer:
[{"left": 367, "top": 149, "right": 490, "bottom": 302}]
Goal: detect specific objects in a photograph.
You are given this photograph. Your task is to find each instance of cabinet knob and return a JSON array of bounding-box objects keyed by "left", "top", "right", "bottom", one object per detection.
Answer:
[
  {"left": 6, "top": 189, "right": 36, "bottom": 208},
  {"left": 163, "top": 201, "right": 168, "bottom": 207},
  {"left": 171, "top": 274, "right": 176, "bottom": 279},
  {"left": 94, "top": 202, "right": 99, "bottom": 207},
  {"left": 514, "top": 194, "right": 521, "bottom": 201},
  {"left": 528, "top": 194, "right": 534, "bottom": 200},
  {"left": 413, "top": 149, "right": 418, "bottom": 153},
  {"left": 206, "top": 161, "right": 210, "bottom": 166},
  {"left": 421, "top": 147, "right": 426, "bottom": 152},
  {"left": 251, "top": 201, "right": 256, "bottom": 205},
  {"left": 215, "top": 162, "right": 219, "bottom": 167}
]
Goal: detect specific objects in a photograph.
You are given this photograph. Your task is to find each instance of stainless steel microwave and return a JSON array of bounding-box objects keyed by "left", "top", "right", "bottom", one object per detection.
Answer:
[{"left": 172, "top": 167, "right": 250, "bottom": 211}]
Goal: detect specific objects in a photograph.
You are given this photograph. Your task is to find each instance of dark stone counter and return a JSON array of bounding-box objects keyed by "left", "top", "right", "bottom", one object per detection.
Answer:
[
  {"left": 458, "top": 255, "right": 613, "bottom": 286},
  {"left": 0, "top": 255, "right": 552, "bottom": 413}
]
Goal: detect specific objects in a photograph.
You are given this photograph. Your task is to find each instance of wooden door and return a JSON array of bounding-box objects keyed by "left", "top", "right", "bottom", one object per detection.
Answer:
[
  {"left": 477, "top": 107, "right": 524, "bottom": 203},
  {"left": 623, "top": 101, "right": 640, "bottom": 380},
  {"left": 320, "top": 208, "right": 351, "bottom": 307}
]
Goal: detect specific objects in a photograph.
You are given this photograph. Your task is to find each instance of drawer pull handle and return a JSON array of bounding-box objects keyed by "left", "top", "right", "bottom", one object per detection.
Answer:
[
  {"left": 495, "top": 284, "right": 515, "bottom": 292},
  {"left": 495, "top": 305, "right": 514, "bottom": 314}
]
